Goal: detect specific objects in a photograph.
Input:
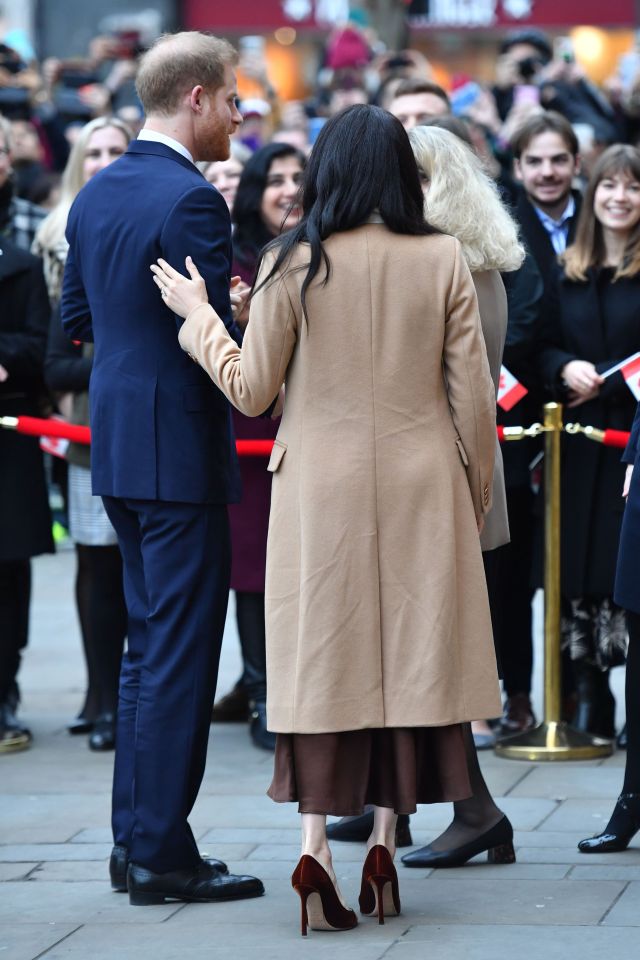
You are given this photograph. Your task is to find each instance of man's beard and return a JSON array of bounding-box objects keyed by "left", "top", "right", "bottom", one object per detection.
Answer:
[{"left": 197, "top": 122, "right": 230, "bottom": 163}]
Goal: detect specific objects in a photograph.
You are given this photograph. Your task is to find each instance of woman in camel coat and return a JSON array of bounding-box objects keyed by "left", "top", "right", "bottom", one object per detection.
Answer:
[{"left": 152, "top": 105, "right": 500, "bottom": 931}]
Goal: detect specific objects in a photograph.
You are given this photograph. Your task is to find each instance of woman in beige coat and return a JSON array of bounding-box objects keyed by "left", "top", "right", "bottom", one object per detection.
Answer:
[{"left": 152, "top": 105, "right": 500, "bottom": 935}]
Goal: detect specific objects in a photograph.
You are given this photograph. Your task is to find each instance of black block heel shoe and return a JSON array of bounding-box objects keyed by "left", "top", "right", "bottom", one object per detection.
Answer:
[
  {"left": 578, "top": 793, "right": 640, "bottom": 853},
  {"left": 401, "top": 815, "right": 516, "bottom": 868}
]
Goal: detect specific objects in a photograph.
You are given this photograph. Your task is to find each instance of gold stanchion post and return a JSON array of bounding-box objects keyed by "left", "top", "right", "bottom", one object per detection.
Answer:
[{"left": 495, "top": 403, "right": 613, "bottom": 761}]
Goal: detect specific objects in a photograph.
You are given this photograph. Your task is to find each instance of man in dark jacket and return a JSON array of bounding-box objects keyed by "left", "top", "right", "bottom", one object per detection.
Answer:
[
  {"left": 511, "top": 111, "right": 582, "bottom": 287},
  {"left": 61, "top": 31, "right": 264, "bottom": 906}
]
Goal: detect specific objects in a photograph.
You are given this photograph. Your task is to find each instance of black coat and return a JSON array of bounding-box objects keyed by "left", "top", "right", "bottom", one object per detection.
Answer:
[
  {"left": 0, "top": 240, "right": 53, "bottom": 561},
  {"left": 615, "top": 402, "right": 640, "bottom": 613},
  {"left": 499, "top": 250, "right": 545, "bottom": 488},
  {"left": 514, "top": 189, "right": 582, "bottom": 295},
  {"left": 538, "top": 266, "right": 640, "bottom": 597}
]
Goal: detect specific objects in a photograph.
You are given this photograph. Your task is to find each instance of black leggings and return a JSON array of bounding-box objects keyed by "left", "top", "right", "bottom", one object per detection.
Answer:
[
  {"left": 495, "top": 486, "right": 535, "bottom": 696},
  {"left": 76, "top": 544, "right": 127, "bottom": 717},
  {"left": 236, "top": 591, "right": 267, "bottom": 704},
  {"left": 624, "top": 611, "right": 640, "bottom": 794}
]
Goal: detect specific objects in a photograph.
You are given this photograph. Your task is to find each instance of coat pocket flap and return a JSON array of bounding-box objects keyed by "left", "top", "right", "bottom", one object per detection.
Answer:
[
  {"left": 267, "top": 440, "right": 287, "bottom": 473},
  {"left": 455, "top": 438, "right": 470, "bottom": 467}
]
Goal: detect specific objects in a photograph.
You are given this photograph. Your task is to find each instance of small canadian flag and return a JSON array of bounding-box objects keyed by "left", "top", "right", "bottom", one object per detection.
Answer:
[
  {"left": 620, "top": 354, "right": 640, "bottom": 401},
  {"left": 40, "top": 435, "right": 69, "bottom": 459},
  {"left": 497, "top": 365, "right": 528, "bottom": 411}
]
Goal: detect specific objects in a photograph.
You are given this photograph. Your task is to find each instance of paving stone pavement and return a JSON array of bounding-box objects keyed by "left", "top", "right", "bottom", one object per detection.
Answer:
[{"left": 1, "top": 552, "right": 639, "bottom": 960}]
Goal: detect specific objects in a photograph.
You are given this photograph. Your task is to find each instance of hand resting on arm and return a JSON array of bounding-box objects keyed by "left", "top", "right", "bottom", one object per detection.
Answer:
[{"left": 151, "top": 256, "right": 287, "bottom": 419}]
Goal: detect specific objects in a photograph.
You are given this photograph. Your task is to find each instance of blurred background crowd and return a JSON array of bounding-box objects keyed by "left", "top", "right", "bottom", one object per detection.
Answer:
[{"left": 4, "top": 0, "right": 640, "bottom": 761}]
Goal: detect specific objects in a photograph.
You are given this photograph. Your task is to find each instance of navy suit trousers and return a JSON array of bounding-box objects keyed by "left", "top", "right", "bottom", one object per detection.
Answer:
[{"left": 102, "top": 497, "right": 230, "bottom": 873}]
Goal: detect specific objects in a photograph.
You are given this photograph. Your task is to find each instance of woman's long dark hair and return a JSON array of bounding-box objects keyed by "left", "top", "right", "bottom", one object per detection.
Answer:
[
  {"left": 254, "top": 104, "right": 436, "bottom": 324},
  {"left": 232, "top": 141, "right": 306, "bottom": 273}
]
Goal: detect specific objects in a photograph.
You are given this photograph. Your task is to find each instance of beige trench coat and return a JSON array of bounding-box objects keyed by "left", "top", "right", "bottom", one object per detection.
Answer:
[{"left": 179, "top": 226, "right": 502, "bottom": 733}]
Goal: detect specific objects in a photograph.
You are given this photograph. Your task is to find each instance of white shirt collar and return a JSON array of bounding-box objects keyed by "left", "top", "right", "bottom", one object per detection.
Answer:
[
  {"left": 137, "top": 129, "right": 195, "bottom": 166},
  {"left": 533, "top": 194, "right": 576, "bottom": 230}
]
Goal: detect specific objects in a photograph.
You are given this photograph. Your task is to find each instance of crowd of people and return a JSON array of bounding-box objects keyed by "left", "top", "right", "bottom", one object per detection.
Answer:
[{"left": 2, "top": 18, "right": 640, "bottom": 931}]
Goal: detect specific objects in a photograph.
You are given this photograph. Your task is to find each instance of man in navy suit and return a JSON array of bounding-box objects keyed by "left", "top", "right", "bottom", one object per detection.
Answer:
[{"left": 61, "top": 32, "right": 264, "bottom": 905}]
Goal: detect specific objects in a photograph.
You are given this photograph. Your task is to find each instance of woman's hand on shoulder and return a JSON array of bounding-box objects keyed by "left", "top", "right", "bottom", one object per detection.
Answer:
[{"left": 151, "top": 256, "right": 208, "bottom": 319}]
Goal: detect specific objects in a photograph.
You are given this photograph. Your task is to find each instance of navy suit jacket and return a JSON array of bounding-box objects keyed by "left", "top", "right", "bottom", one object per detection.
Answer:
[{"left": 61, "top": 140, "right": 241, "bottom": 504}]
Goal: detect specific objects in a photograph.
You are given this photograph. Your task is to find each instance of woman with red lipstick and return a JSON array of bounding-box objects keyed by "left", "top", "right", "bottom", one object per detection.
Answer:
[{"left": 538, "top": 144, "right": 640, "bottom": 741}]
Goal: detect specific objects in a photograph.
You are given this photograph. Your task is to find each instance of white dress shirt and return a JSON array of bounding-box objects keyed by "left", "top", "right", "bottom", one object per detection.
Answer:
[
  {"left": 137, "top": 129, "right": 195, "bottom": 166},
  {"left": 533, "top": 195, "right": 576, "bottom": 256}
]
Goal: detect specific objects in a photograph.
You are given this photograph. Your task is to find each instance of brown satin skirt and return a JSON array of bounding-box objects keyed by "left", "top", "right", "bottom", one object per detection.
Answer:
[{"left": 267, "top": 724, "right": 471, "bottom": 816}]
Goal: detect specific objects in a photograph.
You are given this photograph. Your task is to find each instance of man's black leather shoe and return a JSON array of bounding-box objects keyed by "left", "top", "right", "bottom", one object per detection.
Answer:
[
  {"left": 110, "top": 844, "right": 129, "bottom": 892},
  {"left": 326, "top": 809, "right": 413, "bottom": 847},
  {"left": 127, "top": 860, "right": 264, "bottom": 905},
  {"left": 110, "top": 844, "right": 229, "bottom": 892}
]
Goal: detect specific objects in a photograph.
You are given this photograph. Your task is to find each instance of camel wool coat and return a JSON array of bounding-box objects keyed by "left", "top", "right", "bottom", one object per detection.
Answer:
[{"left": 179, "top": 225, "right": 502, "bottom": 733}]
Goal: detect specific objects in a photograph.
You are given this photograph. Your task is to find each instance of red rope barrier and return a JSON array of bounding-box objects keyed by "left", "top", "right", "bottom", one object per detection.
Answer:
[
  {"left": 2, "top": 416, "right": 91, "bottom": 444},
  {"left": 0, "top": 416, "right": 274, "bottom": 456},
  {"left": 0, "top": 416, "right": 632, "bottom": 453},
  {"left": 602, "top": 429, "right": 630, "bottom": 449},
  {"left": 236, "top": 439, "right": 275, "bottom": 456}
]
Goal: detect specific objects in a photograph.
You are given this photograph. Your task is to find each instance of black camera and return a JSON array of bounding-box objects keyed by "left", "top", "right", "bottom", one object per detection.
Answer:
[{"left": 518, "top": 56, "right": 543, "bottom": 81}]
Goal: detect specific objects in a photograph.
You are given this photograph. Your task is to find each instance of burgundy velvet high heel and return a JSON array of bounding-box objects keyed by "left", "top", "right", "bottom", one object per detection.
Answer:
[
  {"left": 291, "top": 855, "right": 358, "bottom": 937},
  {"left": 358, "top": 845, "right": 401, "bottom": 924}
]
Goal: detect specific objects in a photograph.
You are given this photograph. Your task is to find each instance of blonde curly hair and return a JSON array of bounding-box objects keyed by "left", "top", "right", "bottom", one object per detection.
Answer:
[{"left": 409, "top": 125, "right": 524, "bottom": 273}]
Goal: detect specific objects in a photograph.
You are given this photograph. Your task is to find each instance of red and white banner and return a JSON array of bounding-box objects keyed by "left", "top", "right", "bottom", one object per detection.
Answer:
[
  {"left": 602, "top": 351, "right": 640, "bottom": 401},
  {"left": 620, "top": 354, "right": 640, "bottom": 402},
  {"left": 408, "top": 0, "right": 634, "bottom": 29},
  {"left": 184, "top": 0, "right": 635, "bottom": 31},
  {"left": 497, "top": 365, "right": 528, "bottom": 411}
]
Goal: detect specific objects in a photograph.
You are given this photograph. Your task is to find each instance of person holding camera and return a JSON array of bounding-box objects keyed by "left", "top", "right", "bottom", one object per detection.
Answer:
[{"left": 494, "top": 30, "right": 621, "bottom": 146}]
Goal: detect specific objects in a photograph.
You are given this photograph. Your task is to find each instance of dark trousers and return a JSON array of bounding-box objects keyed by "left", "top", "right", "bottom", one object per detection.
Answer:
[
  {"left": 102, "top": 497, "right": 230, "bottom": 873},
  {"left": 236, "top": 591, "right": 267, "bottom": 703},
  {"left": 0, "top": 560, "right": 31, "bottom": 704},
  {"left": 496, "top": 485, "right": 535, "bottom": 696},
  {"left": 624, "top": 611, "right": 640, "bottom": 793},
  {"left": 75, "top": 544, "right": 127, "bottom": 719}
]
